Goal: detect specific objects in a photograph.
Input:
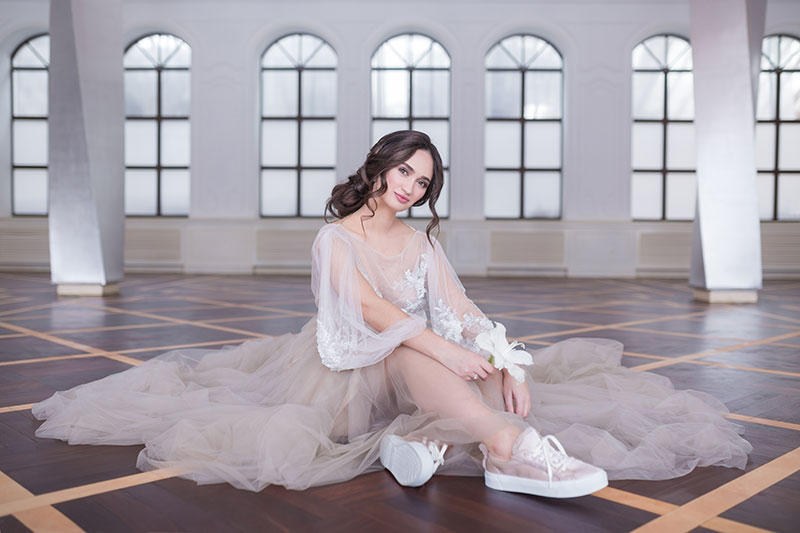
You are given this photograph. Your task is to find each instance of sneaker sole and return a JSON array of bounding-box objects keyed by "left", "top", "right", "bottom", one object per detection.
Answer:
[
  {"left": 379, "top": 435, "right": 431, "bottom": 487},
  {"left": 484, "top": 469, "right": 608, "bottom": 498}
]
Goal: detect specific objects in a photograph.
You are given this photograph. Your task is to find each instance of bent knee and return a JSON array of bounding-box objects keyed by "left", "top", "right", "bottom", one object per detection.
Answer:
[{"left": 385, "top": 345, "right": 428, "bottom": 370}]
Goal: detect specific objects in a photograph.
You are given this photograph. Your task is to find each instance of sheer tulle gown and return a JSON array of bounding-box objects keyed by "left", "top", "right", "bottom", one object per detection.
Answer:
[{"left": 32, "top": 224, "right": 752, "bottom": 491}]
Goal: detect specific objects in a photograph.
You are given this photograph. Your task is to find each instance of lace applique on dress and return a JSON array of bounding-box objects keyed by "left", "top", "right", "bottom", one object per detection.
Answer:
[
  {"left": 431, "top": 298, "right": 493, "bottom": 352},
  {"left": 316, "top": 318, "right": 359, "bottom": 371},
  {"left": 393, "top": 254, "right": 428, "bottom": 314}
]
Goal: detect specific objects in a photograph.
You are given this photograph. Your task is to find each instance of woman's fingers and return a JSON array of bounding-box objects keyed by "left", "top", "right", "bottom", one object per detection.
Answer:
[{"left": 504, "top": 389, "right": 513, "bottom": 413}]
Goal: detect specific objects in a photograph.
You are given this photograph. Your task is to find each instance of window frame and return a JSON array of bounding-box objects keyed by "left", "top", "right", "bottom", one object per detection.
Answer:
[
  {"left": 758, "top": 33, "right": 800, "bottom": 221},
  {"left": 10, "top": 32, "right": 50, "bottom": 217},
  {"left": 484, "top": 33, "right": 564, "bottom": 220},
  {"left": 124, "top": 32, "right": 191, "bottom": 217},
  {"left": 631, "top": 33, "right": 695, "bottom": 221},
  {"left": 259, "top": 32, "right": 338, "bottom": 218}
]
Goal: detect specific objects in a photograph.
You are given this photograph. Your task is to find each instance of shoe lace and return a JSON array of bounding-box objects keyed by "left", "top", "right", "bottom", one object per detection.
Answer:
[
  {"left": 427, "top": 442, "right": 448, "bottom": 468},
  {"left": 519, "top": 434, "right": 569, "bottom": 487}
]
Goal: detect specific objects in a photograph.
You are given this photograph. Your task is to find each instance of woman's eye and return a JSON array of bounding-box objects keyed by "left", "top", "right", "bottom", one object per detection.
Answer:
[
  {"left": 400, "top": 167, "right": 408, "bottom": 175},
  {"left": 418, "top": 180, "right": 428, "bottom": 188}
]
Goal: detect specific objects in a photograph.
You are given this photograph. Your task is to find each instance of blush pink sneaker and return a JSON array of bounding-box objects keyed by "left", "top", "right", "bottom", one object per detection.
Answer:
[{"left": 480, "top": 427, "right": 608, "bottom": 498}]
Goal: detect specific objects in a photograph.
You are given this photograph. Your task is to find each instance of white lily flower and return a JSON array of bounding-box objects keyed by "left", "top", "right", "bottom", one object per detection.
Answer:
[{"left": 475, "top": 322, "right": 533, "bottom": 384}]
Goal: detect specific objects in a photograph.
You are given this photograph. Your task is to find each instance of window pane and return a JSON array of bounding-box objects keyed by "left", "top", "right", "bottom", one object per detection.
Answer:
[
  {"left": 524, "top": 72, "right": 561, "bottom": 119},
  {"left": 124, "top": 44, "right": 154, "bottom": 68},
  {"left": 778, "top": 124, "right": 800, "bottom": 170},
  {"left": 160, "top": 169, "right": 190, "bottom": 215},
  {"left": 757, "top": 72, "right": 777, "bottom": 120},
  {"left": 262, "top": 41, "right": 295, "bottom": 68},
  {"left": 780, "top": 36, "right": 800, "bottom": 69},
  {"left": 485, "top": 122, "right": 520, "bottom": 168},
  {"left": 415, "top": 42, "right": 450, "bottom": 68},
  {"left": 524, "top": 122, "right": 561, "bottom": 168},
  {"left": 125, "top": 120, "right": 157, "bottom": 166},
  {"left": 12, "top": 169, "right": 48, "bottom": 215},
  {"left": 372, "top": 70, "right": 409, "bottom": 117},
  {"left": 301, "top": 70, "right": 336, "bottom": 117},
  {"left": 305, "top": 42, "right": 337, "bottom": 68},
  {"left": 667, "top": 37, "right": 692, "bottom": 70},
  {"left": 164, "top": 41, "right": 191, "bottom": 68},
  {"left": 411, "top": 120, "right": 449, "bottom": 167},
  {"left": 124, "top": 169, "right": 157, "bottom": 215},
  {"left": 13, "top": 120, "right": 48, "bottom": 166},
  {"left": 371, "top": 120, "right": 406, "bottom": 145},
  {"left": 528, "top": 40, "right": 562, "bottom": 69},
  {"left": 300, "top": 120, "right": 336, "bottom": 166},
  {"left": 632, "top": 123, "right": 663, "bottom": 170},
  {"left": 371, "top": 40, "right": 406, "bottom": 68},
  {"left": 665, "top": 172, "right": 696, "bottom": 220},
  {"left": 755, "top": 123, "right": 775, "bottom": 171},
  {"left": 161, "top": 70, "right": 190, "bottom": 116},
  {"left": 261, "top": 169, "right": 297, "bottom": 216},
  {"left": 666, "top": 122, "right": 696, "bottom": 170},
  {"left": 777, "top": 174, "right": 800, "bottom": 220},
  {"left": 262, "top": 71, "right": 298, "bottom": 117},
  {"left": 757, "top": 173, "right": 775, "bottom": 220},
  {"left": 486, "top": 71, "right": 520, "bottom": 118},
  {"left": 523, "top": 171, "right": 560, "bottom": 218},
  {"left": 486, "top": 44, "right": 517, "bottom": 69},
  {"left": 485, "top": 171, "right": 520, "bottom": 218},
  {"left": 161, "top": 120, "right": 190, "bottom": 166},
  {"left": 779, "top": 72, "right": 800, "bottom": 120},
  {"left": 412, "top": 70, "right": 449, "bottom": 117},
  {"left": 261, "top": 120, "right": 298, "bottom": 166},
  {"left": 631, "top": 172, "right": 662, "bottom": 219},
  {"left": 300, "top": 169, "right": 335, "bottom": 216},
  {"left": 124, "top": 70, "right": 157, "bottom": 116},
  {"left": 632, "top": 43, "right": 662, "bottom": 70},
  {"left": 13, "top": 38, "right": 50, "bottom": 68},
  {"left": 632, "top": 72, "right": 663, "bottom": 119},
  {"left": 12, "top": 71, "right": 48, "bottom": 116},
  {"left": 667, "top": 72, "right": 694, "bottom": 120}
]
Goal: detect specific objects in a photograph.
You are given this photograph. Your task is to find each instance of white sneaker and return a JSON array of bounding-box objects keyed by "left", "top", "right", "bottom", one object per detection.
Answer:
[
  {"left": 380, "top": 434, "right": 448, "bottom": 487},
  {"left": 481, "top": 427, "right": 608, "bottom": 498}
]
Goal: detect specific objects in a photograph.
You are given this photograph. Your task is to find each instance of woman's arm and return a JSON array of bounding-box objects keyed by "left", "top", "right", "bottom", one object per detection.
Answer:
[{"left": 355, "top": 270, "right": 495, "bottom": 381}]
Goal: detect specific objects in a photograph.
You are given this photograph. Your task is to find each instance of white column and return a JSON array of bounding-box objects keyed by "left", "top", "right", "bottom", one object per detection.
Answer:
[
  {"left": 48, "top": 0, "right": 124, "bottom": 295},
  {"left": 688, "top": 0, "right": 765, "bottom": 303}
]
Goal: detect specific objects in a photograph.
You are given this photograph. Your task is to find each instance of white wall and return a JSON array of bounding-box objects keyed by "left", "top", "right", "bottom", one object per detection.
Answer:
[{"left": 1, "top": 0, "right": 799, "bottom": 277}]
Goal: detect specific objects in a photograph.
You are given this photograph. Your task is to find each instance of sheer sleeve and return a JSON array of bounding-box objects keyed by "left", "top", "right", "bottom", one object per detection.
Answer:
[
  {"left": 426, "top": 237, "right": 494, "bottom": 357},
  {"left": 311, "top": 225, "right": 427, "bottom": 371}
]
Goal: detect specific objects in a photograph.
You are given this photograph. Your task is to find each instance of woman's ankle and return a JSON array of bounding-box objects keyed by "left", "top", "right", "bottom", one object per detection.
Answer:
[{"left": 484, "top": 426, "right": 523, "bottom": 460}]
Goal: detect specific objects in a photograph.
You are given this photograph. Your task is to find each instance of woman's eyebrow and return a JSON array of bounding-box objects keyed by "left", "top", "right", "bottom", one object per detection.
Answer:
[{"left": 404, "top": 163, "right": 430, "bottom": 181}]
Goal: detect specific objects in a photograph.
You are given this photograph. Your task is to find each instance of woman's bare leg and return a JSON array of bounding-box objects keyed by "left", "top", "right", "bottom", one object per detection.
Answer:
[{"left": 386, "top": 346, "right": 523, "bottom": 459}]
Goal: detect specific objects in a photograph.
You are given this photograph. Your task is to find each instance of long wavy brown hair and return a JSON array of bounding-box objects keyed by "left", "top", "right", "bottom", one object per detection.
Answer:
[{"left": 324, "top": 130, "right": 444, "bottom": 243}]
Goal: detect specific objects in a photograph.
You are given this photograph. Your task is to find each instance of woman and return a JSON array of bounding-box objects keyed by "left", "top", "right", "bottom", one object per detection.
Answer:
[{"left": 32, "top": 131, "right": 751, "bottom": 498}]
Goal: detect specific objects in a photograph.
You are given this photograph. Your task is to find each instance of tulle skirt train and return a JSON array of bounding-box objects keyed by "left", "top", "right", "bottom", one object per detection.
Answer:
[{"left": 32, "top": 317, "right": 751, "bottom": 491}]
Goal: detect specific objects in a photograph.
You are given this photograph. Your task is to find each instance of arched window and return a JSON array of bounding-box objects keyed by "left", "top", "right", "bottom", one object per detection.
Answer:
[
  {"left": 371, "top": 33, "right": 450, "bottom": 218},
  {"left": 757, "top": 34, "right": 800, "bottom": 220},
  {"left": 485, "top": 34, "right": 563, "bottom": 219},
  {"left": 631, "top": 35, "right": 695, "bottom": 220},
  {"left": 11, "top": 34, "right": 49, "bottom": 215},
  {"left": 261, "top": 33, "right": 337, "bottom": 217},
  {"left": 124, "top": 33, "right": 191, "bottom": 216}
]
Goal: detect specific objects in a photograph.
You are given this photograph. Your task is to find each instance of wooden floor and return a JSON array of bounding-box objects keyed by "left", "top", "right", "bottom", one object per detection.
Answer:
[{"left": 0, "top": 273, "right": 798, "bottom": 532}]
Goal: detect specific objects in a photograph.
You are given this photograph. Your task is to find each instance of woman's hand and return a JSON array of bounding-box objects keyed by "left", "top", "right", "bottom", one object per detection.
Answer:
[
  {"left": 436, "top": 342, "right": 495, "bottom": 381},
  {"left": 502, "top": 369, "right": 530, "bottom": 417}
]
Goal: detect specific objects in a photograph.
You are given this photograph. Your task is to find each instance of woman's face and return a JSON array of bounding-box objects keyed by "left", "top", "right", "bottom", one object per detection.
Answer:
[{"left": 378, "top": 149, "right": 434, "bottom": 213}]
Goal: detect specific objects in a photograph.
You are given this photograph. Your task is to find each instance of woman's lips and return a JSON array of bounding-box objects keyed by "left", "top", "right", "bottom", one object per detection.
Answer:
[{"left": 394, "top": 192, "right": 409, "bottom": 203}]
